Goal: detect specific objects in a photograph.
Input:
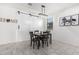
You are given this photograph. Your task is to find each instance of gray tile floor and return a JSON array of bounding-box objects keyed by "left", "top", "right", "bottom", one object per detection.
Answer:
[{"left": 0, "top": 40, "right": 79, "bottom": 55}]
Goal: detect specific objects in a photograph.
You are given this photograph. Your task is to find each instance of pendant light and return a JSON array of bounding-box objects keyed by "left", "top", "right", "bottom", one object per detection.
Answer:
[{"left": 38, "top": 5, "right": 48, "bottom": 16}]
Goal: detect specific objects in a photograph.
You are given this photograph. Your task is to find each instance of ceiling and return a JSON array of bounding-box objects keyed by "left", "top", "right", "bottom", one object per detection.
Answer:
[
  {"left": 26, "top": 3, "right": 79, "bottom": 15},
  {"left": 0, "top": 3, "right": 79, "bottom": 15}
]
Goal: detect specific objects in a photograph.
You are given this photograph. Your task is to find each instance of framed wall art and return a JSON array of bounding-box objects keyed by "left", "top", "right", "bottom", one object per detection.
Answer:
[
  {"left": 0, "top": 17, "right": 17, "bottom": 23},
  {"left": 59, "top": 14, "right": 79, "bottom": 26},
  {"left": 71, "top": 14, "right": 79, "bottom": 26},
  {"left": 59, "top": 17, "right": 65, "bottom": 26},
  {"left": 59, "top": 16, "right": 71, "bottom": 26}
]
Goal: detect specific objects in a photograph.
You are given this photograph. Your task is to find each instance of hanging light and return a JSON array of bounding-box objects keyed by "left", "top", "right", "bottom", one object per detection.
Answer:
[
  {"left": 17, "top": 3, "right": 39, "bottom": 17},
  {"left": 38, "top": 5, "right": 48, "bottom": 16}
]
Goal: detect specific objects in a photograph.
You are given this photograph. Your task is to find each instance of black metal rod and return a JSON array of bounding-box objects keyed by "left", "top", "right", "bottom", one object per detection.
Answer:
[{"left": 17, "top": 11, "right": 39, "bottom": 17}]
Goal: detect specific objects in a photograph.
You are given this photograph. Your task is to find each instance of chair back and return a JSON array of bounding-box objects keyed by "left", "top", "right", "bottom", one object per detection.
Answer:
[
  {"left": 29, "top": 32, "right": 34, "bottom": 38},
  {"left": 34, "top": 30, "right": 39, "bottom": 33}
]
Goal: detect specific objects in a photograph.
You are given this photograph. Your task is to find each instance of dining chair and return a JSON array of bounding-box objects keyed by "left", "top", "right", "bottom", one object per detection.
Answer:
[
  {"left": 29, "top": 31, "right": 39, "bottom": 49},
  {"left": 34, "top": 30, "right": 39, "bottom": 33},
  {"left": 43, "top": 31, "right": 50, "bottom": 47},
  {"left": 29, "top": 32, "right": 34, "bottom": 47}
]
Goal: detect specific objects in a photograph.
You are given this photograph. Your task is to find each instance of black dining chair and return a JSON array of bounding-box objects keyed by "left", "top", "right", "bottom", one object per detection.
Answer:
[
  {"left": 34, "top": 30, "right": 39, "bottom": 33},
  {"left": 29, "top": 32, "right": 40, "bottom": 49},
  {"left": 42, "top": 31, "right": 50, "bottom": 47},
  {"left": 29, "top": 32, "right": 34, "bottom": 46},
  {"left": 49, "top": 33, "right": 52, "bottom": 44}
]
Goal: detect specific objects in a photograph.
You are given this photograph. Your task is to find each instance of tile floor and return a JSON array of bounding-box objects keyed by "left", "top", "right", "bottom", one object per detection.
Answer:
[{"left": 0, "top": 40, "right": 79, "bottom": 55}]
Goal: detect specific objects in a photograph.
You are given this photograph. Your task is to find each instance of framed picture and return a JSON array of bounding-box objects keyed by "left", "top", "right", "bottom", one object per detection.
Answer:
[
  {"left": 71, "top": 14, "right": 79, "bottom": 26},
  {"left": 64, "top": 16, "right": 71, "bottom": 26},
  {"left": 59, "top": 16, "right": 71, "bottom": 26},
  {"left": 59, "top": 17, "right": 65, "bottom": 26}
]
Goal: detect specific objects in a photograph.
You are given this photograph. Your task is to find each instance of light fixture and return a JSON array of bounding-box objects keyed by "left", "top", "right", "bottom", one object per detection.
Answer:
[
  {"left": 17, "top": 11, "right": 39, "bottom": 17},
  {"left": 38, "top": 5, "right": 48, "bottom": 16}
]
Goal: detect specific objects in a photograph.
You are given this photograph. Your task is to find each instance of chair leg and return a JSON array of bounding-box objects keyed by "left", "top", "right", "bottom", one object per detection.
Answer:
[
  {"left": 42, "top": 40, "right": 44, "bottom": 48},
  {"left": 37, "top": 40, "right": 40, "bottom": 49},
  {"left": 47, "top": 41, "right": 48, "bottom": 47},
  {"left": 30, "top": 40, "right": 32, "bottom": 46},
  {"left": 44, "top": 40, "right": 46, "bottom": 47},
  {"left": 33, "top": 42, "right": 35, "bottom": 49},
  {"left": 50, "top": 34, "right": 52, "bottom": 44},
  {"left": 36, "top": 41, "right": 37, "bottom": 45}
]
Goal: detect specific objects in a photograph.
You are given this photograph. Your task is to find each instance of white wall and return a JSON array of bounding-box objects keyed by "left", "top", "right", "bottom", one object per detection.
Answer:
[
  {"left": 53, "top": 5, "right": 79, "bottom": 46},
  {"left": 0, "top": 4, "right": 45, "bottom": 45},
  {"left": 0, "top": 5, "right": 17, "bottom": 45},
  {"left": 17, "top": 14, "right": 44, "bottom": 41}
]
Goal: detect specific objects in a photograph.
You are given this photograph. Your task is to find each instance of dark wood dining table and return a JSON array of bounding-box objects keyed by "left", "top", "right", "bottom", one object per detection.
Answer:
[
  {"left": 33, "top": 33, "right": 45, "bottom": 49},
  {"left": 34, "top": 33, "right": 52, "bottom": 44},
  {"left": 33, "top": 32, "right": 52, "bottom": 49}
]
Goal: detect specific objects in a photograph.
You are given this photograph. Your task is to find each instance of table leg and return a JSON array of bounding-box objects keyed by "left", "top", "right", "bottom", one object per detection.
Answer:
[
  {"left": 50, "top": 34, "right": 52, "bottom": 44},
  {"left": 30, "top": 38, "right": 32, "bottom": 46},
  {"left": 37, "top": 40, "right": 40, "bottom": 49}
]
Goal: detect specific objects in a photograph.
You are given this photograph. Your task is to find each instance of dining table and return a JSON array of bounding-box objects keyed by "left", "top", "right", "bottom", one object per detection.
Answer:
[
  {"left": 33, "top": 32, "right": 52, "bottom": 49},
  {"left": 33, "top": 32, "right": 45, "bottom": 49}
]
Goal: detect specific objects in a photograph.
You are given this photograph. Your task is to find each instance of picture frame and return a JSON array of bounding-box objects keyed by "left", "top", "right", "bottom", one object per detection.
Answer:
[
  {"left": 59, "top": 16, "right": 71, "bottom": 26},
  {"left": 65, "top": 16, "right": 71, "bottom": 26},
  {"left": 71, "top": 14, "right": 79, "bottom": 26},
  {"left": 59, "top": 17, "right": 65, "bottom": 26}
]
